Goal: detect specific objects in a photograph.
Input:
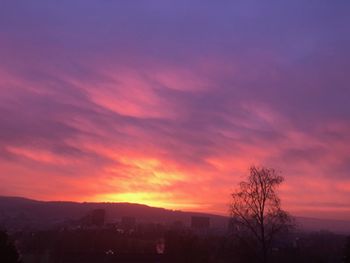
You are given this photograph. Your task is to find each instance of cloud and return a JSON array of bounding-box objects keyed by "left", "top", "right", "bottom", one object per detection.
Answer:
[{"left": 0, "top": 0, "right": 349, "bottom": 218}]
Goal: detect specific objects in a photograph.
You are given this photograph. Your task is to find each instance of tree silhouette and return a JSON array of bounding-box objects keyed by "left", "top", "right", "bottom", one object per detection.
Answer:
[
  {"left": 230, "top": 166, "right": 293, "bottom": 263},
  {"left": 0, "top": 230, "right": 21, "bottom": 263}
]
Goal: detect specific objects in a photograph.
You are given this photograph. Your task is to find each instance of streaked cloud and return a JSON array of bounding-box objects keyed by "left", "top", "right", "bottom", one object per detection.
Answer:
[{"left": 0, "top": 1, "right": 349, "bottom": 219}]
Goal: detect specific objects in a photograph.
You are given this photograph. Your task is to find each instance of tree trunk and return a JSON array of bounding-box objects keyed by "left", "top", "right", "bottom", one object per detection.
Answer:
[
  {"left": 261, "top": 221, "right": 267, "bottom": 263},
  {"left": 262, "top": 241, "right": 267, "bottom": 263}
]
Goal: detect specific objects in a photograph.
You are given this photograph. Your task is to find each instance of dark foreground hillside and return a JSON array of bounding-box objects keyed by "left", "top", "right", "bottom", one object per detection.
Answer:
[
  {"left": 1, "top": 196, "right": 349, "bottom": 234},
  {"left": 2, "top": 221, "right": 350, "bottom": 263},
  {"left": 1, "top": 196, "right": 350, "bottom": 263}
]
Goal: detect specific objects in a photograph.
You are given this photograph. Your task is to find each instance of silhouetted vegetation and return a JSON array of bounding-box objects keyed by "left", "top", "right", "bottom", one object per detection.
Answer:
[
  {"left": 2, "top": 226, "right": 347, "bottom": 263},
  {"left": 0, "top": 192, "right": 348, "bottom": 262},
  {"left": 230, "top": 166, "right": 294, "bottom": 263}
]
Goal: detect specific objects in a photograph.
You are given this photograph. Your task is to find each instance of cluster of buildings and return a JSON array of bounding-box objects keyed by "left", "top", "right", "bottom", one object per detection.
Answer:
[{"left": 77, "top": 209, "right": 213, "bottom": 233}]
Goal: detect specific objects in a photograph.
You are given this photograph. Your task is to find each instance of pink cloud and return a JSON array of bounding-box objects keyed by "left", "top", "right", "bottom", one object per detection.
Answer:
[{"left": 0, "top": 1, "right": 350, "bottom": 220}]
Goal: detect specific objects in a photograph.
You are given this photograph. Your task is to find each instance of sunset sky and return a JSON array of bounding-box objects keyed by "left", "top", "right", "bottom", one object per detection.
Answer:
[{"left": 0, "top": 1, "right": 349, "bottom": 220}]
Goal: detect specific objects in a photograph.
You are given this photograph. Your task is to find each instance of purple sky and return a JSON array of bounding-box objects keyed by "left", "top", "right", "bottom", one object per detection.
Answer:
[{"left": 0, "top": 1, "right": 350, "bottom": 219}]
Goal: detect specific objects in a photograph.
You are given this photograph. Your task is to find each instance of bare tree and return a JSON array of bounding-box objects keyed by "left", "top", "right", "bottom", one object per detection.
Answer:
[{"left": 230, "top": 166, "right": 294, "bottom": 263}]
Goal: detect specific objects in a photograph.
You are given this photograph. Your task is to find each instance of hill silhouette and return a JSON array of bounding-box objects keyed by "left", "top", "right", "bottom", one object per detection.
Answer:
[
  {"left": 0, "top": 196, "right": 349, "bottom": 234},
  {"left": 0, "top": 196, "right": 228, "bottom": 230}
]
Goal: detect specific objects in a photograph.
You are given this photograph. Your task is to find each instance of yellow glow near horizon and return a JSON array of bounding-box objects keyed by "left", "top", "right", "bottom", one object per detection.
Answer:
[{"left": 96, "top": 192, "right": 201, "bottom": 210}]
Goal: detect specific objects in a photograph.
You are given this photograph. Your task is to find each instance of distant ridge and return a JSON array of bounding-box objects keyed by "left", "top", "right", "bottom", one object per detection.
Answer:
[
  {"left": 0, "top": 195, "right": 228, "bottom": 230},
  {"left": 0, "top": 196, "right": 349, "bottom": 234}
]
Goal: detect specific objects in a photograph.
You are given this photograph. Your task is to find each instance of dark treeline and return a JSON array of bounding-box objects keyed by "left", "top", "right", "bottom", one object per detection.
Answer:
[
  {"left": 1, "top": 168, "right": 349, "bottom": 263},
  {"left": 2, "top": 223, "right": 349, "bottom": 263}
]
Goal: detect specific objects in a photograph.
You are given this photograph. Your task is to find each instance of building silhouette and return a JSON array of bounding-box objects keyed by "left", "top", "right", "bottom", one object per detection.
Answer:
[{"left": 80, "top": 209, "right": 106, "bottom": 227}]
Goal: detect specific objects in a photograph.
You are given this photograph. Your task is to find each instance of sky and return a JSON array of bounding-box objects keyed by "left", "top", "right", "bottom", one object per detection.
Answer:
[{"left": 0, "top": 1, "right": 349, "bottom": 220}]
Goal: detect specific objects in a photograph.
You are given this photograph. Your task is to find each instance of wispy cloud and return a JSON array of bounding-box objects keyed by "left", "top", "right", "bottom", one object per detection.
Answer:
[{"left": 0, "top": 0, "right": 349, "bottom": 219}]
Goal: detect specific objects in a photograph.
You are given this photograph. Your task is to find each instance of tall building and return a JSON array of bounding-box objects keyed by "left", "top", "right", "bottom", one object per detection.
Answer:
[{"left": 80, "top": 209, "right": 106, "bottom": 227}]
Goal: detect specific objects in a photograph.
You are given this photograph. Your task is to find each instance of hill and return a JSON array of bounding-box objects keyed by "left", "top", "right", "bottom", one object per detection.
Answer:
[
  {"left": 0, "top": 196, "right": 228, "bottom": 230},
  {"left": 0, "top": 196, "right": 349, "bottom": 234}
]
